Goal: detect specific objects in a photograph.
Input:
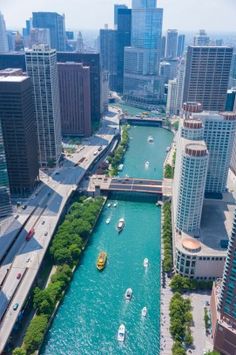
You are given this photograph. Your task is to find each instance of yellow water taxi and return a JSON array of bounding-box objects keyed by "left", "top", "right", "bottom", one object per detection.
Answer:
[{"left": 96, "top": 251, "right": 107, "bottom": 271}]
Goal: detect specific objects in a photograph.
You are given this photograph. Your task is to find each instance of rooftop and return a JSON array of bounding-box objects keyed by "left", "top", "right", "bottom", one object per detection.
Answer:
[{"left": 0, "top": 75, "right": 28, "bottom": 83}]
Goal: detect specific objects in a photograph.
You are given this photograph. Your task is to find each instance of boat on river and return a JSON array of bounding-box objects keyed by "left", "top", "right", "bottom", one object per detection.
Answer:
[
  {"left": 143, "top": 258, "right": 149, "bottom": 267},
  {"left": 113, "top": 202, "right": 118, "bottom": 207},
  {"left": 117, "top": 218, "right": 125, "bottom": 233},
  {"left": 141, "top": 307, "right": 147, "bottom": 317},
  {"left": 147, "top": 136, "right": 154, "bottom": 143},
  {"left": 145, "top": 161, "right": 150, "bottom": 168},
  {"left": 106, "top": 218, "right": 111, "bottom": 224},
  {"left": 156, "top": 200, "right": 163, "bottom": 207},
  {"left": 125, "top": 288, "right": 133, "bottom": 300},
  {"left": 96, "top": 251, "right": 107, "bottom": 271},
  {"left": 107, "top": 203, "right": 111, "bottom": 208},
  {"left": 117, "top": 324, "right": 126, "bottom": 342},
  {"left": 166, "top": 146, "right": 170, "bottom": 152}
]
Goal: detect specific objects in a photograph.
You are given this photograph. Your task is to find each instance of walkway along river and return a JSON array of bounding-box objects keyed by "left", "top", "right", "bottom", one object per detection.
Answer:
[{"left": 41, "top": 125, "right": 173, "bottom": 355}]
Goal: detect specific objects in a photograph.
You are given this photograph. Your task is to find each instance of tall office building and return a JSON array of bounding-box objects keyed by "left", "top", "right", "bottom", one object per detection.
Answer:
[
  {"left": 193, "top": 112, "right": 236, "bottom": 195},
  {"left": 183, "top": 46, "right": 233, "bottom": 111},
  {"left": 175, "top": 57, "right": 185, "bottom": 114},
  {"left": 29, "top": 28, "right": 51, "bottom": 48},
  {"left": 165, "top": 29, "right": 178, "bottom": 58},
  {"left": 123, "top": 0, "right": 163, "bottom": 105},
  {"left": 229, "top": 53, "right": 236, "bottom": 87},
  {"left": 193, "top": 29, "right": 210, "bottom": 46},
  {"left": 166, "top": 78, "right": 177, "bottom": 115},
  {"left": 0, "top": 123, "right": 12, "bottom": 218},
  {"left": 0, "top": 73, "right": 39, "bottom": 196},
  {"left": 0, "top": 12, "right": 9, "bottom": 53},
  {"left": 114, "top": 4, "right": 128, "bottom": 26},
  {"left": 58, "top": 62, "right": 91, "bottom": 137},
  {"left": 174, "top": 119, "right": 208, "bottom": 236},
  {"left": 116, "top": 7, "right": 131, "bottom": 93},
  {"left": 26, "top": 45, "right": 61, "bottom": 167},
  {"left": 211, "top": 208, "right": 236, "bottom": 354},
  {"left": 177, "top": 34, "right": 185, "bottom": 57},
  {"left": 161, "top": 36, "right": 166, "bottom": 59},
  {"left": 99, "top": 28, "right": 117, "bottom": 90},
  {"left": 32, "top": 12, "right": 66, "bottom": 51}
]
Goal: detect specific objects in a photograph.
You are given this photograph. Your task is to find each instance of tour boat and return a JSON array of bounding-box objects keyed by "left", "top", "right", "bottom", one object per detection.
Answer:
[
  {"left": 117, "top": 218, "right": 125, "bottom": 233},
  {"left": 96, "top": 251, "right": 107, "bottom": 271},
  {"left": 117, "top": 324, "right": 126, "bottom": 342},
  {"left": 143, "top": 258, "right": 149, "bottom": 267},
  {"left": 107, "top": 203, "right": 111, "bottom": 208},
  {"left": 125, "top": 288, "right": 133, "bottom": 301},
  {"left": 106, "top": 218, "right": 111, "bottom": 224},
  {"left": 113, "top": 202, "right": 118, "bottom": 207},
  {"left": 145, "top": 161, "right": 150, "bottom": 168},
  {"left": 118, "top": 164, "right": 124, "bottom": 172},
  {"left": 141, "top": 307, "right": 147, "bottom": 317},
  {"left": 156, "top": 200, "right": 163, "bottom": 207},
  {"left": 147, "top": 136, "right": 154, "bottom": 143},
  {"left": 166, "top": 146, "right": 170, "bottom": 152}
]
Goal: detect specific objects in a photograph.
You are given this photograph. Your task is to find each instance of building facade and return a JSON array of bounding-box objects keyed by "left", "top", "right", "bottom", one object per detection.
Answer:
[
  {"left": 123, "top": 0, "right": 163, "bottom": 105},
  {"left": 26, "top": 45, "right": 62, "bottom": 167},
  {"left": 99, "top": 28, "right": 117, "bottom": 91},
  {"left": 0, "top": 122, "right": 12, "bottom": 218},
  {"left": 29, "top": 28, "right": 51, "bottom": 48},
  {"left": 193, "top": 30, "right": 210, "bottom": 46},
  {"left": 177, "top": 34, "right": 185, "bottom": 57},
  {"left": 183, "top": 46, "right": 233, "bottom": 111},
  {"left": 0, "top": 74, "right": 39, "bottom": 196},
  {"left": 32, "top": 12, "right": 66, "bottom": 51},
  {"left": 0, "top": 12, "right": 9, "bottom": 53},
  {"left": 166, "top": 78, "right": 177, "bottom": 115},
  {"left": 114, "top": 4, "right": 128, "bottom": 26},
  {"left": 58, "top": 62, "right": 91, "bottom": 137},
  {"left": 165, "top": 29, "right": 178, "bottom": 59}
]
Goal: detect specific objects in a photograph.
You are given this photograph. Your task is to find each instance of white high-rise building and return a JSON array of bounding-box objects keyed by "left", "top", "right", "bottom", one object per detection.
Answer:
[
  {"left": 0, "top": 12, "right": 9, "bottom": 53},
  {"left": 25, "top": 45, "right": 62, "bottom": 167},
  {"left": 166, "top": 78, "right": 177, "bottom": 115},
  {"left": 193, "top": 112, "right": 236, "bottom": 195}
]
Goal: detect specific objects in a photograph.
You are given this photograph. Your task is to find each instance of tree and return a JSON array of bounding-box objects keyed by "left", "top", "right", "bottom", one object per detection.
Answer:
[
  {"left": 184, "top": 330, "right": 193, "bottom": 346},
  {"left": 172, "top": 342, "right": 186, "bottom": 355},
  {"left": 24, "top": 315, "right": 48, "bottom": 353},
  {"left": 12, "top": 348, "right": 27, "bottom": 355}
]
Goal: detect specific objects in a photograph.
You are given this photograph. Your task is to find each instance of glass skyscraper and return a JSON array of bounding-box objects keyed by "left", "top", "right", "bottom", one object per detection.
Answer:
[
  {"left": 0, "top": 122, "right": 11, "bottom": 218},
  {"left": 123, "top": 0, "right": 163, "bottom": 105}
]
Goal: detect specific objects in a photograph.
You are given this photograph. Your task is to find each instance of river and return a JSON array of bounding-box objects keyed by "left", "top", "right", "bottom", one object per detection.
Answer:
[{"left": 41, "top": 124, "right": 173, "bottom": 355}]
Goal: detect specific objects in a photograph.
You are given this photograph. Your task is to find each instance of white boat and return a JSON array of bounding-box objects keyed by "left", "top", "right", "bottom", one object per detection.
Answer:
[
  {"left": 147, "top": 136, "right": 154, "bottom": 143},
  {"left": 117, "top": 218, "right": 125, "bottom": 233},
  {"left": 113, "top": 202, "right": 118, "bottom": 207},
  {"left": 117, "top": 324, "right": 126, "bottom": 342},
  {"left": 125, "top": 288, "right": 133, "bottom": 300},
  {"left": 141, "top": 307, "right": 147, "bottom": 317},
  {"left": 107, "top": 203, "right": 111, "bottom": 208},
  {"left": 143, "top": 258, "right": 149, "bottom": 267},
  {"left": 106, "top": 218, "right": 111, "bottom": 224},
  {"left": 156, "top": 200, "right": 163, "bottom": 207},
  {"left": 145, "top": 161, "right": 150, "bottom": 168},
  {"left": 166, "top": 146, "right": 170, "bottom": 152},
  {"left": 118, "top": 164, "right": 124, "bottom": 172}
]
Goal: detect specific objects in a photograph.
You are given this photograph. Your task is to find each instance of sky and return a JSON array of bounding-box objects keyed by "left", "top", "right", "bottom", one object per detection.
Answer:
[{"left": 1, "top": 0, "right": 236, "bottom": 32}]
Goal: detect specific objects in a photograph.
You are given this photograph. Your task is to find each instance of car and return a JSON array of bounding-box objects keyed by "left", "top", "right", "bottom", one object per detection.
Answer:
[
  {"left": 55, "top": 172, "right": 60, "bottom": 175},
  {"left": 13, "top": 303, "right": 19, "bottom": 311},
  {"left": 42, "top": 220, "right": 45, "bottom": 225},
  {"left": 26, "top": 257, "right": 31, "bottom": 263},
  {"left": 16, "top": 273, "right": 21, "bottom": 280},
  {"left": 44, "top": 232, "right": 48, "bottom": 236},
  {"left": 22, "top": 205, "right": 27, "bottom": 210},
  {"left": 15, "top": 214, "right": 19, "bottom": 219}
]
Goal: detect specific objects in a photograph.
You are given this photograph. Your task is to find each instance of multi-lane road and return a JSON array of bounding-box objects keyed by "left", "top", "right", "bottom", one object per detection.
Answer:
[{"left": 0, "top": 110, "right": 120, "bottom": 353}]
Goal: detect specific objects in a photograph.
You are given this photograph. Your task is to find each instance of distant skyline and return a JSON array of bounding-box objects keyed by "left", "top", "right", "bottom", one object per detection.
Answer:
[{"left": 1, "top": 0, "right": 236, "bottom": 32}]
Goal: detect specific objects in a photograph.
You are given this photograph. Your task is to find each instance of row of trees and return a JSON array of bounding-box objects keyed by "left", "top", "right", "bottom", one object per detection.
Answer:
[
  {"left": 162, "top": 202, "right": 173, "bottom": 273},
  {"left": 170, "top": 292, "right": 193, "bottom": 355},
  {"left": 14, "top": 196, "right": 104, "bottom": 354},
  {"left": 108, "top": 125, "right": 129, "bottom": 176},
  {"left": 164, "top": 164, "right": 174, "bottom": 178},
  {"left": 170, "top": 274, "right": 213, "bottom": 293}
]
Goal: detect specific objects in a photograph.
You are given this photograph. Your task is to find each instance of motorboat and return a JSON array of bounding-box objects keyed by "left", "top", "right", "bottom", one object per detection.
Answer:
[
  {"left": 117, "top": 218, "right": 125, "bottom": 233},
  {"left": 118, "top": 164, "right": 124, "bottom": 171},
  {"left": 166, "top": 146, "right": 170, "bottom": 153},
  {"left": 145, "top": 161, "right": 150, "bottom": 168},
  {"left": 156, "top": 200, "right": 163, "bottom": 207},
  {"left": 96, "top": 251, "right": 107, "bottom": 271},
  {"left": 106, "top": 218, "right": 111, "bottom": 224},
  {"left": 125, "top": 288, "right": 133, "bottom": 301},
  {"left": 141, "top": 307, "right": 147, "bottom": 317},
  {"left": 143, "top": 258, "right": 149, "bottom": 267},
  {"left": 107, "top": 203, "right": 111, "bottom": 208},
  {"left": 113, "top": 202, "right": 118, "bottom": 207},
  {"left": 147, "top": 136, "right": 154, "bottom": 143},
  {"left": 117, "top": 324, "right": 126, "bottom": 342}
]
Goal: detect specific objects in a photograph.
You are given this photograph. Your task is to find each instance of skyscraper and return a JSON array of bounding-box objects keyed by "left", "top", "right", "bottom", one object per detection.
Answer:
[
  {"left": 177, "top": 34, "right": 185, "bottom": 57},
  {"left": 166, "top": 29, "right": 178, "bottom": 58},
  {"left": 114, "top": 4, "right": 128, "bottom": 26},
  {"left": 193, "top": 29, "right": 210, "bottom": 46},
  {"left": 123, "top": 0, "right": 163, "bottom": 105},
  {"left": 183, "top": 46, "right": 233, "bottom": 111},
  {"left": 161, "top": 36, "right": 166, "bottom": 59},
  {"left": 116, "top": 7, "right": 131, "bottom": 93},
  {"left": 0, "top": 122, "right": 12, "bottom": 218},
  {"left": 32, "top": 12, "right": 66, "bottom": 51},
  {"left": 0, "top": 12, "right": 9, "bottom": 53},
  {"left": 26, "top": 45, "right": 62, "bottom": 167},
  {"left": 29, "top": 28, "right": 51, "bottom": 48},
  {"left": 99, "top": 28, "right": 117, "bottom": 91},
  {"left": 0, "top": 73, "right": 39, "bottom": 196},
  {"left": 211, "top": 207, "right": 236, "bottom": 354},
  {"left": 58, "top": 62, "right": 91, "bottom": 137},
  {"left": 193, "top": 112, "right": 236, "bottom": 195},
  {"left": 166, "top": 78, "right": 177, "bottom": 115}
]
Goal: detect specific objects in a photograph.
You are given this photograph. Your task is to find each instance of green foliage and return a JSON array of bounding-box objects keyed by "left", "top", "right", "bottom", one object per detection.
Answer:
[
  {"left": 169, "top": 293, "right": 193, "bottom": 351},
  {"left": 164, "top": 164, "right": 174, "bottom": 178},
  {"left": 170, "top": 274, "right": 213, "bottom": 293},
  {"left": 23, "top": 315, "right": 48, "bottom": 353},
  {"left": 204, "top": 307, "right": 210, "bottom": 330},
  {"left": 205, "top": 352, "right": 220, "bottom": 355},
  {"left": 173, "top": 121, "right": 179, "bottom": 131},
  {"left": 162, "top": 202, "right": 173, "bottom": 273},
  {"left": 109, "top": 125, "right": 129, "bottom": 176},
  {"left": 12, "top": 348, "right": 27, "bottom": 355}
]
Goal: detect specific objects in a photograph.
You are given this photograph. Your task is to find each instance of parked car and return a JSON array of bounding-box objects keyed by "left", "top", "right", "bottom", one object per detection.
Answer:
[
  {"left": 16, "top": 273, "right": 21, "bottom": 280},
  {"left": 13, "top": 303, "right": 19, "bottom": 311}
]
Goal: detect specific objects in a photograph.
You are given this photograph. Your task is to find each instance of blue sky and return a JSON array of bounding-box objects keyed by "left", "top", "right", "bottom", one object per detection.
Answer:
[{"left": 1, "top": 0, "right": 236, "bottom": 31}]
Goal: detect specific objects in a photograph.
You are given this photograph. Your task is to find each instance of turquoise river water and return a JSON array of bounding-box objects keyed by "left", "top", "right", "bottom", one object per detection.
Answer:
[{"left": 41, "top": 124, "right": 173, "bottom": 355}]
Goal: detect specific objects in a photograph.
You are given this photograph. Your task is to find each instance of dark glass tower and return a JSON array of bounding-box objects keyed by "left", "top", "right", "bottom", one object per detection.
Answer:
[{"left": 0, "top": 122, "right": 12, "bottom": 218}]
